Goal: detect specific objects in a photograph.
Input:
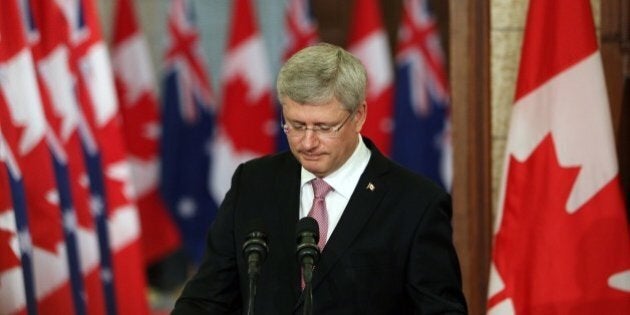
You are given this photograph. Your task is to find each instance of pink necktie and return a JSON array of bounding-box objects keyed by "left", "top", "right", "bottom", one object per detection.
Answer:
[{"left": 309, "top": 178, "right": 332, "bottom": 250}]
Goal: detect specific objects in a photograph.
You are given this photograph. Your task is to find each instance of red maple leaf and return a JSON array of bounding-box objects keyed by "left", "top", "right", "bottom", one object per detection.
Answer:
[
  {"left": 491, "top": 134, "right": 630, "bottom": 314},
  {"left": 115, "top": 78, "right": 160, "bottom": 160},
  {"left": 221, "top": 77, "right": 275, "bottom": 153},
  {"left": 0, "top": 93, "right": 64, "bottom": 254}
]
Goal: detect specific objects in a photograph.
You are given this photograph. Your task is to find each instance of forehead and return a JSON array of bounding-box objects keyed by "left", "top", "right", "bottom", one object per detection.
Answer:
[{"left": 281, "top": 97, "right": 346, "bottom": 120}]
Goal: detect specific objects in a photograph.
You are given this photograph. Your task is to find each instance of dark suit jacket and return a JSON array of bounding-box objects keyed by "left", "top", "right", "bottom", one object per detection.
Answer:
[{"left": 172, "top": 139, "right": 467, "bottom": 314}]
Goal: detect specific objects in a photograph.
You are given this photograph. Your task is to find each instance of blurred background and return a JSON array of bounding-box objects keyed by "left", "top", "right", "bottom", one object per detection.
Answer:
[{"left": 1, "top": 0, "right": 628, "bottom": 314}]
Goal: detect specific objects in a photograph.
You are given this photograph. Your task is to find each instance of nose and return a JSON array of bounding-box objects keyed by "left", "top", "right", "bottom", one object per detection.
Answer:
[{"left": 300, "top": 129, "right": 319, "bottom": 149}]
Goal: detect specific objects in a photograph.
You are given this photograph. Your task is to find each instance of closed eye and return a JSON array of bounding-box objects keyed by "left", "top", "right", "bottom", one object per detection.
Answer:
[{"left": 315, "top": 125, "right": 333, "bottom": 132}]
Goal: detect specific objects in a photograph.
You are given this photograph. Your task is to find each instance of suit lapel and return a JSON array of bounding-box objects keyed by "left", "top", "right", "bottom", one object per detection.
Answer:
[
  {"left": 311, "top": 149, "right": 389, "bottom": 290},
  {"left": 292, "top": 141, "right": 391, "bottom": 313}
]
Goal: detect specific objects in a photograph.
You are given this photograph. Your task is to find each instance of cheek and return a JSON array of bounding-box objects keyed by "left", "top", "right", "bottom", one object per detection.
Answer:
[
  {"left": 288, "top": 141, "right": 300, "bottom": 155},
  {"left": 287, "top": 137, "right": 301, "bottom": 149}
]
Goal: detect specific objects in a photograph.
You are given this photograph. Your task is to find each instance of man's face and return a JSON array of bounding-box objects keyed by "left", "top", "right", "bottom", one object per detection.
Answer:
[{"left": 282, "top": 97, "right": 366, "bottom": 178}]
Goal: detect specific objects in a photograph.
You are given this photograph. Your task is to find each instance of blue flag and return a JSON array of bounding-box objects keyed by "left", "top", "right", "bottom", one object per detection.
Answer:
[
  {"left": 160, "top": 0, "right": 217, "bottom": 264},
  {"left": 392, "top": 0, "right": 452, "bottom": 190}
]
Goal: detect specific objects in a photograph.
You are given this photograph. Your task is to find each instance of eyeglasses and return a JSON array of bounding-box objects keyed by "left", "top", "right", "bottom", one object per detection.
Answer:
[{"left": 281, "top": 111, "right": 354, "bottom": 139}]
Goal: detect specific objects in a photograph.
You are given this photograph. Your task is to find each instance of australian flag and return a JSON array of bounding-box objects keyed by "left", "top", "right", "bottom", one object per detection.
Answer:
[
  {"left": 392, "top": 0, "right": 452, "bottom": 191},
  {"left": 160, "top": 0, "right": 217, "bottom": 265}
]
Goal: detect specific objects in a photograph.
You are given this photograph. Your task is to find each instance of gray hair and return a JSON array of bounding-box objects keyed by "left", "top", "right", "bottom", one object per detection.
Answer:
[{"left": 276, "top": 43, "right": 367, "bottom": 112}]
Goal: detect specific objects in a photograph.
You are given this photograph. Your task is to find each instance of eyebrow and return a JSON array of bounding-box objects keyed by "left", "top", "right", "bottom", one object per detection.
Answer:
[{"left": 283, "top": 115, "right": 342, "bottom": 126}]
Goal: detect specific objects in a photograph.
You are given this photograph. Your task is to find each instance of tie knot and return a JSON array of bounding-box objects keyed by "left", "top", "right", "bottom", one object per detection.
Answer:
[{"left": 311, "top": 178, "right": 332, "bottom": 199}]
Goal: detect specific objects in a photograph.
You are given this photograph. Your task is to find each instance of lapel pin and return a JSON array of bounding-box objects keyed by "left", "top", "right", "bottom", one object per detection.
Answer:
[{"left": 366, "top": 183, "right": 375, "bottom": 191}]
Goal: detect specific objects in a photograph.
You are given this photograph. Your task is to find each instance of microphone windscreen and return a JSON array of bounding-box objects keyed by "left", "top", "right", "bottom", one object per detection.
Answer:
[
  {"left": 242, "top": 218, "right": 268, "bottom": 260},
  {"left": 296, "top": 217, "right": 319, "bottom": 241}
]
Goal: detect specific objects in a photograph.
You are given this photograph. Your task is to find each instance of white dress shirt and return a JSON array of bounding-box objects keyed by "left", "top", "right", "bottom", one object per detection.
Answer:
[{"left": 299, "top": 135, "right": 371, "bottom": 241}]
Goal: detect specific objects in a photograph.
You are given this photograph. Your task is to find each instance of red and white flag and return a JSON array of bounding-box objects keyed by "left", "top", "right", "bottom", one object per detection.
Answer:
[
  {"left": 28, "top": 0, "right": 107, "bottom": 313},
  {"left": 112, "top": 0, "right": 181, "bottom": 265},
  {"left": 0, "top": 1, "right": 75, "bottom": 312},
  {"left": 487, "top": 0, "right": 630, "bottom": 314},
  {"left": 347, "top": 0, "right": 394, "bottom": 154},
  {"left": 211, "top": 0, "right": 276, "bottom": 201},
  {"left": 0, "top": 122, "right": 33, "bottom": 315},
  {"left": 67, "top": 0, "right": 149, "bottom": 313}
]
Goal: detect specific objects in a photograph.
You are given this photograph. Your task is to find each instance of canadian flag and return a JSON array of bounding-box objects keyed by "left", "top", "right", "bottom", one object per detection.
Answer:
[
  {"left": 112, "top": 0, "right": 181, "bottom": 265},
  {"left": 66, "top": 0, "right": 149, "bottom": 313},
  {"left": 24, "top": 1, "right": 113, "bottom": 314},
  {"left": 347, "top": 0, "right": 394, "bottom": 154},
  {"left": 0, "top": 0, "right": 75, "bottom": 313},
  {"left": 487, "top": 0, "right": 630, "bottom": 314},
  {"left": 210, "top": 0, "right": 276, "bottom": 201},
  {"left": 0, "top": 122, "right": 36, "bottom": 315},
  {"left": 28, "top": 0, "right": 107, "bottom": 313}
]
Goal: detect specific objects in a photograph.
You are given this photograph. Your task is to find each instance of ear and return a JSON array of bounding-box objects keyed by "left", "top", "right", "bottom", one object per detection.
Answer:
[{"left": 353, "top": 101, "right": 367, "bottom": 132}]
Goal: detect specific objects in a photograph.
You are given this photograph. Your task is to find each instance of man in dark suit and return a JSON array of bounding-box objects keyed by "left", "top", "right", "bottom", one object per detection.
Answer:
[{"left": 172, "top": 43, "right": 467, "bottom": 314}]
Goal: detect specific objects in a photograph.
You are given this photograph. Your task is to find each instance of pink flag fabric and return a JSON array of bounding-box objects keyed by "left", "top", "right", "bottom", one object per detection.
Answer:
[{"left": 487, "top": 0, "right": 630, "bottom": 314}]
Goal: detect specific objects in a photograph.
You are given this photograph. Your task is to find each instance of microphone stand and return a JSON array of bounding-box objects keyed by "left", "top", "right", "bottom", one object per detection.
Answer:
[
  {"left": 302, "top": 256, "right": 315, "bottom": 315},
  {"left": 296, "top": 217, "right": 320, "bottom": 315},
  {"left": 246, "top": 251, "right": 261, "bottom": 315},
  {"left": 243, "top": 231, "right": 268, "bottom": 315}
]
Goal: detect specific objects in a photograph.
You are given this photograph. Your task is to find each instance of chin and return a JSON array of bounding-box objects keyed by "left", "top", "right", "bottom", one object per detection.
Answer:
[{"left": 301, "top": 162, "right": 326, "bottom": 176}]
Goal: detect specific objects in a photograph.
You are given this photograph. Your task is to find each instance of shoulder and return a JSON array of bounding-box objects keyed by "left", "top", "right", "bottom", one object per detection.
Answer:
[
  {"left": 363, "top": 150, "right": 450, "bottom": 221},
  {"left": 363, "top": 138, "right": 447, "bottom": 200},
  {"left": 241, "top": 150, "right": 297, "bottom": 168},
  {"left": 236, "top": 150, "right": 299, "bottom": 177},
  {"left": 384, "top": 159, "right": 447, "bottom": 199},
  {"left": 371, "top": 158, "right": 454, "bottom": 229}
]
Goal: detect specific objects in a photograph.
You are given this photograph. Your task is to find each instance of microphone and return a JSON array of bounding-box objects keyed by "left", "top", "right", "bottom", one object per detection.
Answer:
[
  {"left": 242, "top": 223, "right": 268, "bottom": 315},
  {"left": 296, "top": 217, "right": 320, "bottom": 270},
  {"left": 296, "top": 217, "right": 320, "bottom": 315}
]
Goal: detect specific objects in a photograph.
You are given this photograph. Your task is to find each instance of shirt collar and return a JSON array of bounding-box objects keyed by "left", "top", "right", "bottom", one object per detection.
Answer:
[{"left": 301, "top": 135, "right": 371, "bottom": 199}]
